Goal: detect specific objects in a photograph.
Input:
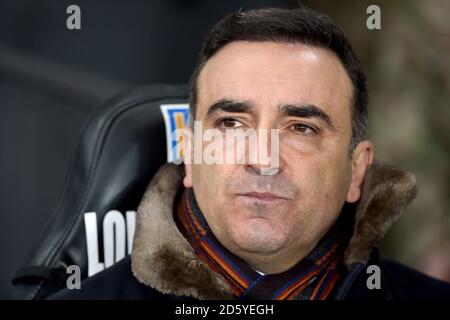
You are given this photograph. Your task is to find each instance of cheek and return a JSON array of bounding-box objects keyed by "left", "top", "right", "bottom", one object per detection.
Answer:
[
  {"left": 287, "top": 153, "right": 350, "bottom": 226},
  {"left": 191, "top": 164, "right": 233, "bottom": 220},
  {"left": 192, "top": 165, "right": 214, "bottom": 201}
]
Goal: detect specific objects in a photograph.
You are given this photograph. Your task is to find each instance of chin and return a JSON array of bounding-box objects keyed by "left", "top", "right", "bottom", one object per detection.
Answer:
[{"left": 229, "top": 218, "right": 287, "bottom": 254}]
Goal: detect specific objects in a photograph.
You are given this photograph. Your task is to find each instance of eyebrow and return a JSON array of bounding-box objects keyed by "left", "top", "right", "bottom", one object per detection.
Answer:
[
  {"left": 279, "top": 104, "right": 337, "bottom": 131},
  {"left": 206, "top": 99, "right": 252, "bottom": 117}
]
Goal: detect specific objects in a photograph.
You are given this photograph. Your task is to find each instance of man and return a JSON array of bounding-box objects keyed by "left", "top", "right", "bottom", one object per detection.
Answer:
[{"left": 50, "top": 6, "right": 450, "bottom": 300}]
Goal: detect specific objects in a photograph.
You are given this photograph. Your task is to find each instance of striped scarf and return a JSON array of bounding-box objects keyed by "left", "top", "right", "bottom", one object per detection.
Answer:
[{"left": 175, "top": 187, "right": 352, "bottom": 300}]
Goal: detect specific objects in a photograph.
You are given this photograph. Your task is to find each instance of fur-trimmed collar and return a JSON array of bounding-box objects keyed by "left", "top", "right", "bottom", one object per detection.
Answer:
[{"left": 131, "top": 162, "right": 417, "bottom": 299}]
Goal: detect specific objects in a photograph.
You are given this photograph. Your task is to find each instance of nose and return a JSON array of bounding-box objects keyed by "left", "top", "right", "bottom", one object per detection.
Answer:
[
  {"left": 242, "top": 128, "right": 280, "bottom": 176},
  {"left": 244, "top": 162, "right": 280, "bottom": 176}
]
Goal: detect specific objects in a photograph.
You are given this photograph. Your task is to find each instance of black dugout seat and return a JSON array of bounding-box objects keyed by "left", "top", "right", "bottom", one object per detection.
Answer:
[{"left": 10, "top": 84, "right": 189, "bottom": 299}]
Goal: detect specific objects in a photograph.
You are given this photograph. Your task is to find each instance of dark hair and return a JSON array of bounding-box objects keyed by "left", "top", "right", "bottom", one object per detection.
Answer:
[{"left": 189, "top": 6, "right": 368, "bottom": 151}]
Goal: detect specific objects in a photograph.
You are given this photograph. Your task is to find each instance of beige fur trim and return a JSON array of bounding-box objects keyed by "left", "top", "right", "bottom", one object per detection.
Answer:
[{"left": 343, "top": 161, "right": 417, "bottom": 265}]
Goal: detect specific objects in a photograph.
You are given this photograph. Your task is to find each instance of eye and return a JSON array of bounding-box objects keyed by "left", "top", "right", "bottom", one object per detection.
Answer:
[
  {"left": 217, "top": 118, "right": 244, "bottom": 129},
  {"left": 290, "top": 123, "right": 316, "bottom": 135}
]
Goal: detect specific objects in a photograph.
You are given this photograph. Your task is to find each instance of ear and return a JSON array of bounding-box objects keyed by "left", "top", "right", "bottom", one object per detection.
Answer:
[
  {"left": 182, "top": 126, "right": 193, "bottom": 188},
  {"left": 346, "top": 140, "right": 374, "bottom": 203}
]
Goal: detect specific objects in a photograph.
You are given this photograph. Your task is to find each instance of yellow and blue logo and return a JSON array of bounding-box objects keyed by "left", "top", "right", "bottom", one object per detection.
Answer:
[{"left": 160, "top": 104, "right": 189, "bottom": 163}]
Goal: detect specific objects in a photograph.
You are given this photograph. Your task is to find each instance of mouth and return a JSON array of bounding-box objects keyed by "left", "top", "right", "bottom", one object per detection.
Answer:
[{"left": 236, "top": 191, "right": 288, "bottom": 202}]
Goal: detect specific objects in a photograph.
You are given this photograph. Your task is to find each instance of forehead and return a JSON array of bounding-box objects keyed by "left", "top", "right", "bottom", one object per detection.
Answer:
[{"left": 197, "top": 41, "right": 353, "bottom": 123}]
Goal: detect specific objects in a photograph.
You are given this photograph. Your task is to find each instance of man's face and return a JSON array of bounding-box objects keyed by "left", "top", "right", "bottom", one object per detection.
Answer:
[{"left": 184, "top": 41, "right": 360, "bottom": 270}]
